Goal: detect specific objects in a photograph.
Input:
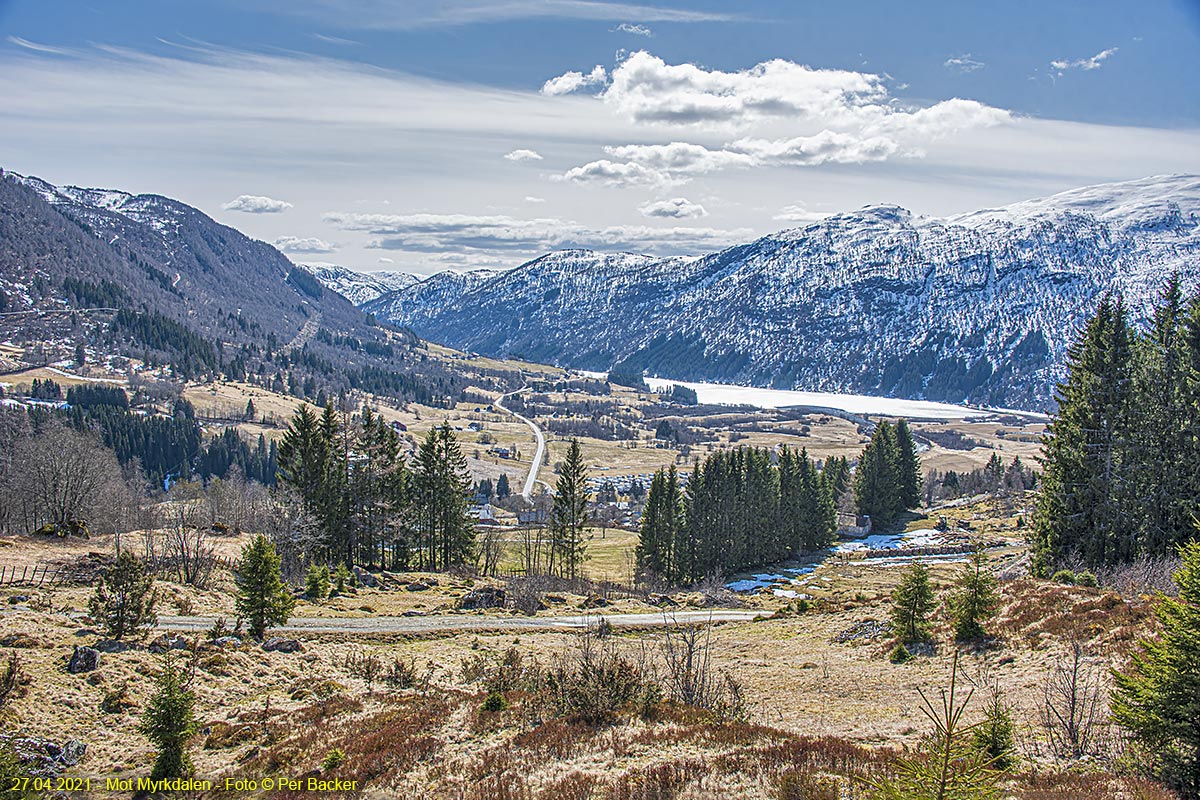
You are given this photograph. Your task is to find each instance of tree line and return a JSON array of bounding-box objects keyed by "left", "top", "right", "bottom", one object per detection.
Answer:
[
  {"left": 276, "top": 402, "right": 475, "bottom": 571},
  {"left": 1033, "top": 279, "right": 1200, "bottom": 572},
  {"left": 637, "top": 421, "right": 921, "bottom": 584}
]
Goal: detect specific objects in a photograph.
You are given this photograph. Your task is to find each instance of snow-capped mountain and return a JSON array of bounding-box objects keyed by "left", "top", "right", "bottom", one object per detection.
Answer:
[
  {"left": 304, "top": 264, "right": 419, "bottom": 306},
  {"left": 363, "top": 268, "right": 501, "bottom": 331},
  {"left": 365, "top": 175, "right": 1200, "bottom": 411}
]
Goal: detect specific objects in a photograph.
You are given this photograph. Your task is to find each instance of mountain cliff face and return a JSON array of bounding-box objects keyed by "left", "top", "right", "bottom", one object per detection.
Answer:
[{"left": 363, "top": 175, "right": 1200, "bottom": 411}]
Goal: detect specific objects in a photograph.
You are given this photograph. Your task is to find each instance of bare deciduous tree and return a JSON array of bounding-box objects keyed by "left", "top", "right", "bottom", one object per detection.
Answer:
[{"left": 1040, "top": 639, "right": 1108, "bottom": 760}]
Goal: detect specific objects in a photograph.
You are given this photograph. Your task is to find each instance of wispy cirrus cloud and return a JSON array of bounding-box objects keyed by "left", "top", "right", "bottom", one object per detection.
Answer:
[
  {"left": 257, "top": 0, "right": 734, "bottom": 29},
  {"left": 614, "top": 23, "right": 653, "bottom": 36},
  {"left": 944, "top": 54, "right": 984, "bottom": 73},
  {"left": 6, "top": 36, "right": 68, "bottom": 55},
  {"left": 222, "top": 194, "right": 293, "bottom": 213},
  {"left": 1051, "top": 47, "right": 1118, "bottom": 73}
]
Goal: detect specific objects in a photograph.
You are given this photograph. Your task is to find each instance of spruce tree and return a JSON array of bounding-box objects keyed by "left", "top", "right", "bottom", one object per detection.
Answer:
[
  {"left": 855, "top": 422, "right": 901, "bottom": 528},
  {"left": 891, "top": 561, "right": 935, "bottom": 644},
  {"left": 894, "top": 419, "right": 922, "bottom": 509},
  {"left": 235, "top": 534, "right": 295, "bottom": 640},
  {"left": 412, "top": 424, "right": 475, "bottom": 570},
  {"left": 1032, "top": 296, "right": 1135, "bottom": 572},
  {"left": 140, "top": 651, "right": 197, "bottom": 781},
  {"left": 1111, "top": 540, "right": 1200, "bottom": 799},
  {"left": 949, "top": 547, "right": 999, "bottom": 642},
  {"left": 496, "top": 473, "right": 511, "bottom": 500},
  {"left": 549, "top": 438, "right": 590, "bottom": 579}
]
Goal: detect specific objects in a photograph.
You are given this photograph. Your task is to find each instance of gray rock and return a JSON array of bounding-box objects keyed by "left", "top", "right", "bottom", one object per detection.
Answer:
[
  {"left": 4, "top": 736, "right": 87, "bottom": 779},
  {"left": 262, "top": 637, "right": 302, "bottom": 653},
  {"left": 148, "top": 633, "right": 190, "bottom": 653},
  {"left": 212, "top": 636, "right": 241, "bottom": 648},
  {"left": 458, "top": 587, "right": 505, "bottom": 610},
  {"left": 352, "top": 566, "right": 378, "bottom": 588},
  {"left": 67, "top": 646, "right": 100, "bottom": 673},
  {"left": 7, "top": 595, "right": 29, "bottom": 604},
  {"left": 406, "top": 582, "right": 431, "bottom": 592}
]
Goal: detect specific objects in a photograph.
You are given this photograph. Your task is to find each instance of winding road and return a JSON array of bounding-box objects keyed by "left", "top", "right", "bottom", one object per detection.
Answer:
[
  {"left": 494, "top": 387, "right": 546, "bottom": 501},
  {"left": 156, "top": 609, "right": 766, "bottom": 635}
]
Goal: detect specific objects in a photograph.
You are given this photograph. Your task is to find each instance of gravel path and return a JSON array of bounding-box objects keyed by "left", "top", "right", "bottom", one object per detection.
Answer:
[{"left": 156, "top": 609, "right": 766, "bottom": 634}]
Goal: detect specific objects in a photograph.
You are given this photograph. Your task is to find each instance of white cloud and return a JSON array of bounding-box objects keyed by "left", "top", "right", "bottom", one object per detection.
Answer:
[
  {"left": 222, "top": 194, "right": 293, "bottom": 213},
  {"left": 274, "top": 235, "right": 337, "bottom": 253},
  {"left": 944, "top": 54, "right": 984, "bottom": 73},
  {"left": 614, "top": 23, "right": 653, "bottom": 36},
  {"left": 324, "top": 210, "right": 747, "bottom": 257},
  {"left": 378, "top": 256, "right": 395, "bottom": 263},
  {"left": 552, "top": 52, "right": 1011, "bottom": 186},
  {"left": 1051, "top": 47, "right": 1118, "bottom": 73},
  {"left": 504, "top": 148, "right": 544, "bottom": 161},
  {"left": 541, "top": 65, "right": 608, "bottom": 96},
  {"left": 599, "top": 51, "right": 885, "bottom": 127},
  {"left": 773, "top": 203, "right": 830, "bottom": 223},
  {"left": 524, "top": 196, "right": 546, "bottom": 203},
  {"left": 639, "top": 197, "right": 707, "bottom": 219}
]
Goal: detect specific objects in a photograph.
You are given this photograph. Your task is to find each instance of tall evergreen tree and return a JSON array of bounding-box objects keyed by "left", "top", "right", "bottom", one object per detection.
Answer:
[
  {"left": 637, "top": 468, "right": 681, "bottom": 581},
  {"left": 894, "top": 419, "right": 922, "bottom": 509},
  {"left": 140, "top": 652, "right": 197, "bottom": 781},
  {"left": 855, "top": 422, "right": 902, "bottom": 528},
  {"left": 1032, "top": 295, "right": 1135, "bottom": 572},
  {"left": 412, "top": 424, "right": 474, "bottom": 570},
  {"left": 890, "top": 561, "right": 935, "bottom": 644},
  {"left": 549, "top": 438, "right": 590, "bottom": 579}
]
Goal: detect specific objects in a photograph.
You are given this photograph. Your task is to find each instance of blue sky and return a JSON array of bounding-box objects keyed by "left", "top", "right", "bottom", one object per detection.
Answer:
[{"left": 1, "top": 0, "right": 1198, "bottom": 273}]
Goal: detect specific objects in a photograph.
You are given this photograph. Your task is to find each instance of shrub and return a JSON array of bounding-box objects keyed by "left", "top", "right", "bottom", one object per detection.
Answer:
[
  {"left": 89, "top": 550, "right": 158, "bottom": 641},
  {"left": 0, "top": 739, "right": 38, "bottom": 800},
  {"left": 972, "top": 695, "right": 1017, "bottom": 770},
  {"left": 333, "top": 563, "right": 353, "bottom": 595},
  {"left": 888, "top": 643, "right": 912, "bottom": 664},
  {"left": 1076, "top": 571, "right": 1098, "bottom": 588},
  {"left": 305, "top": 563, "right": 330, "bottom": 600},
  {"left": 321, "top": 748, "right": 346, "bottom": 771},
  {"left": 543, "top": 634, "right": 655, "bottom": 725},
  {"left": 1052, "top": 569, "right": 1077, "bottom": 585},
  {"left": 385, "top": 656, "right": 420, "bottom": 691},
  {"left": 777, "top": 771, "right": 839, "bottom": 800},
  {"left": 481, "top": 691, "right": 508, "bottom": 713},
  {"left": 0, "top": 653, "right": 28, "bottom": 711}
]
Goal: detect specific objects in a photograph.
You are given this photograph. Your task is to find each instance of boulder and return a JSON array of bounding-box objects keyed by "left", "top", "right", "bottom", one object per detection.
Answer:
[
  {"left": 5, "top": 736, "right": 87, "bottom": 779},
  {"left": 352, "top": 566, "right": 378, "bottom": 588},
  {"left": 262, "top": 638, "right": 302, "bottom": 653},
  {"left": 583, "top": 594, "right": 609, "bottom": 609},
  {"left": 7, "top": 595, "right": 29, "bottom": 604},
  {"left": 67, "top": 646, "right": 100, "bottom": 674},
  {"left": 458, "top": 587, "right": 505, "bottom": 610},
  {"left": 148, "top": 633, "right": 190, "bottom": 654},
  {"left": 406, "top": 582, "right": 431, "bottom": 592},
  {"left": 212, "top": 636, "right": 242, "bottom": 648}
]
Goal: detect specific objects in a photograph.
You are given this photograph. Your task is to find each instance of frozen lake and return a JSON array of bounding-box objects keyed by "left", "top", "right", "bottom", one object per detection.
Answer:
[{"left": 643, "top": 377, "right": 989, "bottom": 420}]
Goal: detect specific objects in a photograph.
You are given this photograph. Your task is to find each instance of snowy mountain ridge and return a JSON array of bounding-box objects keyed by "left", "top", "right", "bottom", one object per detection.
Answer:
[{"left": 362, "top": 175, "right": 1200, "bottom": 411}]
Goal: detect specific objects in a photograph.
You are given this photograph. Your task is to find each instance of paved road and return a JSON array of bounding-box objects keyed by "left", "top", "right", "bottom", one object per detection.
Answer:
[
  {"left": 494, "top": 387, "right": 546, "bottom": 500},
  {"left": 156, "top": 609, "right": 766, "bottom": 635}
]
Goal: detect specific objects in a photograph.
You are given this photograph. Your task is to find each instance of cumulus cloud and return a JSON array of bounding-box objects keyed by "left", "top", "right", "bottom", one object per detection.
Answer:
[
  {"left": 222, "top": 194, "right": 293, "bottom": 213},
  {"left": 552, "top": 52, "right": 1011, "bottom": 186},
  {"left": 1051, "top": 47, "right": 1118, "bottom": 73},
  {"left": 504, "top": 148, "right": 544, "bottom": 161},
  {"left": 541, "top": 65, "right": 608, "bottom": 96},
  {"left": 323, "top": 210, "right": 747, "bottom": 257},
  {"left": 944, "top": 54, "right": 984, "bottom": 73},
  {"left": 614, "top": 23, "right": 653, "bottom": 36},
  {"left": 639, "top": 197, "right": 707, "bottom": 219},
  {"left": 274, "top": 235, "right": 337, "bottom": 253}
]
